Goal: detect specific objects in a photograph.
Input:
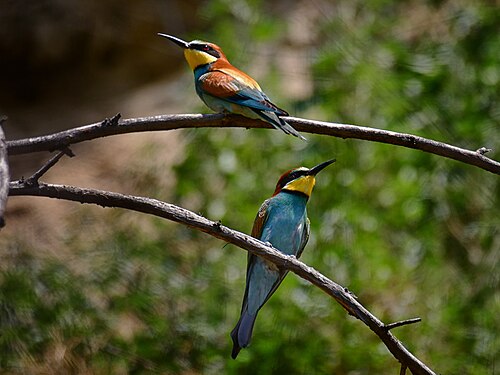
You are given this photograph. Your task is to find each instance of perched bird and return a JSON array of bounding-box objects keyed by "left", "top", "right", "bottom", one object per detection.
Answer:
[
  {"left": 230, "top": 159, "right": 335, "bottom": 359},
  {"left": 158, "top": 33, "right": 306, "bottom": 140}
]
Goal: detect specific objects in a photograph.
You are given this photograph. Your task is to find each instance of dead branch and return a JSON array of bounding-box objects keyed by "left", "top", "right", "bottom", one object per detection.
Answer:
[
  {"left": 385, "top": 318, "right": 422, "bottom": 331},
  {"left": 8, "top": 180, "right": 436, "bottom": 375},
  {"left": 6, "top": 113, "right": 499, "bottom": 175},
  {"left": 0, "top": 120, "right": 9, "bottom": 228},
  {"left": 23, "top": 147, "right": 74, "bottom": 186}
]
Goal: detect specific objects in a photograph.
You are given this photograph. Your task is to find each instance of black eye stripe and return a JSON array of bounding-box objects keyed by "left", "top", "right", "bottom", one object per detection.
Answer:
[
  {"left": 191, "top": 43, "right": 221, "bottom": 58},
  {"left": 206, "top": 47, "right": 220, "bottom": 58},
  {"left": 283, "top": 171, "right": 306, "bottom": 186}
]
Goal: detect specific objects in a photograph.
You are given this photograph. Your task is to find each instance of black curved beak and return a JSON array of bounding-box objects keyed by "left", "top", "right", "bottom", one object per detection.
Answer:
[
  {"left": 308, "top": 159, "right": 336, "bottom": 176},
  {"left": 158, "top": 33, "right": 189, "bottom": 49}
]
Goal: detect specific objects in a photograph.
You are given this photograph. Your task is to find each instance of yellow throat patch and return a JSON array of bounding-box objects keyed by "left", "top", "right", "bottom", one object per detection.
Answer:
[
  {"left": 184, "top": 49, "right": 218, "bottom": 70},
  {"left": 284, "top": 175, "right": 316, "bottom": 197}
]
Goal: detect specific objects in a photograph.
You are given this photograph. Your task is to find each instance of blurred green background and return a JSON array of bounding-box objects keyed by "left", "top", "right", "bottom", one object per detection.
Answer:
[{"left": 1, "top": 0, "right": 499, "bottom": 374}]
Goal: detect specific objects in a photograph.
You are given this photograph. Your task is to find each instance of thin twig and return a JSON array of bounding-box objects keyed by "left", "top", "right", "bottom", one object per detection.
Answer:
[
  {"left": 8, "top": 181, "right": 436, "bottom": 375},
  {"left": 24, "top": 147, "right": 75, "bottom": 186},
  {"left": 101, "top": 112, "right": 121, "bottom": 127},
  {"left": 476, "top": 147, "right": 492, "bottom": 155},
  {"left": 384, "top": 318, "right": 422, "bottom": 331},
  {"left": 5, "top": 114, "right": 500, "bottom": 174}
]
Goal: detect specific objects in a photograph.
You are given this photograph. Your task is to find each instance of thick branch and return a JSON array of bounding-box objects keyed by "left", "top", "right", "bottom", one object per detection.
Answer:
[
  {"left": 6, "top": 114, "right": 499, "bottom": 175},
  {"left": 0, "top": 121, "right": 9, "bottom": 228},
  {"left": 8, "top": 181, "right": 436, "bottom": 375}
]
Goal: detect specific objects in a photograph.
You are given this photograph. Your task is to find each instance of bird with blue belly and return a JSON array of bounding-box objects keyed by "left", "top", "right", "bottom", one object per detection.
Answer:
[
  {"left": 230, "top": 159, "right": 335, "bottom": 358},
  {"left": 158, "top": 33, "right": 306, "bottom": 140}
]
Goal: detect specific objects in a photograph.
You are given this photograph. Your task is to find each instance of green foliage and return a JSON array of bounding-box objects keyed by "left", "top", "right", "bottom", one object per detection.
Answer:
[
  {"left": 173, "top": 2, "right": 499, "bottom": 373},
  {"left": 1, "top": 1, "right": 499, "bottom": 374}
]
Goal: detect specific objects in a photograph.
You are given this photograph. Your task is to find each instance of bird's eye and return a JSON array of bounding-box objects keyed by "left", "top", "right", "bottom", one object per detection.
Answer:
[
  {"left": 203, "top": 45, "right": 210, "bottom": 51},
  {"left": 283, "top": 172, "right": 299, "bottom": 185}
]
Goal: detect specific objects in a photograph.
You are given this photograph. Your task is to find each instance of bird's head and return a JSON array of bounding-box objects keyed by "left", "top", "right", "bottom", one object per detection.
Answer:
[
  {"left": 273, "top": 159, "right": 335, "bottom": 197},
  {"left": 158, "top": 33, "right": 227, "bottom": 70}
]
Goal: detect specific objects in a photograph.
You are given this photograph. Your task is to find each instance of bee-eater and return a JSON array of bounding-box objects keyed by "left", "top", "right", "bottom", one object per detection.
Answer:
[
  {"left": 230, "top": 159, "right": 335, "bottom": 359},
  {"left": 158, "top": 33, "right": 306, "bottom": 140}
]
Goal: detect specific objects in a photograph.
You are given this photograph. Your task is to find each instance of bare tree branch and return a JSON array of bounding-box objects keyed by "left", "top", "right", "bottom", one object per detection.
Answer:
[
  {"left": 6, "top": 114, "right": 499, "bottom": 174},
  {"left": 8, "top": 181, "right": 436, "bottom": 375},
  {"left": 385, "top": 318, "right": 422, "bottom": 331},
  {"left": 23, "top": 147, "right": 74, "bottom": 186},
  {"left": 0, "top": 119, "right": 9, "bottom": 228}
]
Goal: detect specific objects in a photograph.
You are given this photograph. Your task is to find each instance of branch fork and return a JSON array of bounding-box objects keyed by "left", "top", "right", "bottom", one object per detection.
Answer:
[
  {"left": 8, "top": 113, "right": 490, "bottom": 374},
  {"left": 8, "top": 180, "right": 437, "bottom": 375},
  {"left": 23, "top": 147, "right": 74, "bottom": 186},
  {"left": 5, "top": 114, "right": 499, "bottom": 174}
]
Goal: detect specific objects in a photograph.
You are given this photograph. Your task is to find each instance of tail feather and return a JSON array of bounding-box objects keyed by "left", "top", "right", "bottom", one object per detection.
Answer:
[
  {"left": 253, "top": 109, "right": 307, "bottom": 141},
  {"left": 230, "top": 311, "right": 257, "bottom": 359}
]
